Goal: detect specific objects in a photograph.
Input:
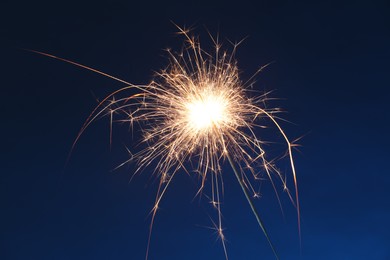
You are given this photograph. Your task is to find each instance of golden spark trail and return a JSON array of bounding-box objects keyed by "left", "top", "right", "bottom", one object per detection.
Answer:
[{"left": 28, "top": 25, "right": 300, "bottom": 259}]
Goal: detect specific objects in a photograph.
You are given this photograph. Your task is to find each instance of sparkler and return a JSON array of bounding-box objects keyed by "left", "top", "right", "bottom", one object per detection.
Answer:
[{"left": 29, "top": 25, "right": 300, "bottom": 259}]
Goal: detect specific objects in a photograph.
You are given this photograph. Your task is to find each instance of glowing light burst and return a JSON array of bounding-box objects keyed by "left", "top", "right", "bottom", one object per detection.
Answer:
[{"left": 29, "top": 25, "right": 300, "bottom": 260}]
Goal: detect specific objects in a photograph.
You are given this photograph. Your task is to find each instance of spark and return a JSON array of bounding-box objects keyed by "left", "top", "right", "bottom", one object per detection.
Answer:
[{"left": 28, "top": 25, "right": 300, "bottom": 260}]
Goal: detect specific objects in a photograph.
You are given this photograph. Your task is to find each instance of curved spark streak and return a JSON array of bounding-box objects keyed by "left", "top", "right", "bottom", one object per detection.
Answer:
[{"left": 28, "top": 26, "right": 300, "bottom": 259}]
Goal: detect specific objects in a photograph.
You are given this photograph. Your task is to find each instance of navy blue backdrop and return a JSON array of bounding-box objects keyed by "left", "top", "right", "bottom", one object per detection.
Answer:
[{"left": 1, "top": 0, "right": 389, "bottom": 259}]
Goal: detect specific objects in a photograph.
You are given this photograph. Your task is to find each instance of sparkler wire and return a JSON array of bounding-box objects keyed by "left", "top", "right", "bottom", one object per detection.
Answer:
[{"left": 226, "top": 152, "right": 279, "bottom": 260}]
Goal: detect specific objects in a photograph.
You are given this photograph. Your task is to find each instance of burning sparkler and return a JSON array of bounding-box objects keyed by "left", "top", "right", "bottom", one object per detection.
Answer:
[{"left": 29, "top": 25, "right": 300, "bottom": 260}]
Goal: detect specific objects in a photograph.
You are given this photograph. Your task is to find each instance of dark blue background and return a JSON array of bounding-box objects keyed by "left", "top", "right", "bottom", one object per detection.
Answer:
[{"left": 1, "top": 0, "right": 389, "bottom": 259}]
